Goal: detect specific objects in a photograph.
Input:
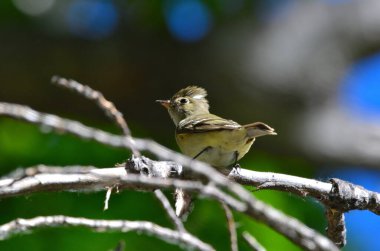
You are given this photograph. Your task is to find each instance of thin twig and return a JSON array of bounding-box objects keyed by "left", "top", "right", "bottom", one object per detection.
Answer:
[
  {"left": 0, "top": 216, "right": 214, "bottom": 251},
  {"left": 154, "top": 189, "right": 186, "bottom": 233},
  {"left": 221, "top": 203, "right": 238, "bottom": 251},
  {"left": 242, "top": 232, "right": 266, "bottom": 251},
  {"left": 52, "top": 76, "right": 142, "bottom": 210},
  {"left": 104, "top": 186, "right": 113, "bottom": 211},
  {"left": 51, "top": 76, "right": 140, "bottom": 156}
]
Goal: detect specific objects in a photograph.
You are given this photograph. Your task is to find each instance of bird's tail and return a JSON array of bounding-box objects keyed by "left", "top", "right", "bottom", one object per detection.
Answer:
[{"left": 244, "top": 122, "right": 277, "bottom": 138}]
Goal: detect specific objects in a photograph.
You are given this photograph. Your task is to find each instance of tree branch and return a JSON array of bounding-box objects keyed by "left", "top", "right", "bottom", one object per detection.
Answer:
[
  {"left": 0, "top": 165, "right": 246, "bottom": 211},
  {"left": 325, "top": 208, "right": 346, "bottom": 248},
  {"left": 51, "top": 76, "right": 140, "bottom": 156},
  {"left": 329, "top": 178, "right": 380, "bottom": 214},
  {"left": 229, "top": 168, "right": 380, "bottom": 215},
  {"left": 0, "top": 216, "right": 214, "bottom": 251},
  {"left": 242, "top": 232, "right": 266, "bottom": 251},
  {"left": 229, "top": 168, "right": 331, "bottom": 201},
  {"left": 221, "top": 203, "right": 238, "bottom": 251},
  {"left": 0, "top": 163, "right": 338, "bottom": 251},
  {"left": 5, "top": 160, "right": 379, "bottom": 248},
  {"left": 154, "top": 189, "right": 185, "bottom": 233},
  {"left": 0, "top": 163, "right": 337, "bottom": 251},
  {"left": 0, "top": 101, "right": 347, "bottom": 251}
]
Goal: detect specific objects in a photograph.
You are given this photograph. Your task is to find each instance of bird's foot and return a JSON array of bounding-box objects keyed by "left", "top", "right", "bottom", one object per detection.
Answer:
[{"left": 231, "top": 163, "right": 241, "bottom": 175}]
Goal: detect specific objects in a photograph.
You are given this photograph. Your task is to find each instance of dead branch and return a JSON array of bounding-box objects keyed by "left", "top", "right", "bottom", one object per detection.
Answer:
[
  {"left": 0, "top": 162, "right": 337, "bottom": 251},
  {"left": 229, "top": 168, "right": 332, "bottom": 201},
  {"left": 229, "top": 168, "right": 380, "bottom": 215},
  {"left": 3, "top": 100, "right": 377, "bottom": 250},
  {"left": 243, "top": 232, "right": 266, "bottom": 251},
  {"left": 154, "top": 189, "right": 185, "bottom": 233},
  {"left": 3, "top": 159, "right": 378, "bottom": 249},
  {"left": 325, "top": 208, "right": 346, "bottom": 248},
  {"left": 51, "top": 75, "right": 140, "bottom": 156},
  {"left": 51, "top": 76, "right": 131, "bottom": 136},
  {"left": 329, "top": 178, "right": 380, "bottom": 214},
  {"left": 0, "top": 163, "right": 339, "bottom": 251},
  {"left": 222, "top": 203, "right": 238, "bottom": 251},
  {"left": 0, "top": 216, "right": 214, "bottom": 251},
  {"left": 0, "top": 167, "right": 245, "bottom": 211}
]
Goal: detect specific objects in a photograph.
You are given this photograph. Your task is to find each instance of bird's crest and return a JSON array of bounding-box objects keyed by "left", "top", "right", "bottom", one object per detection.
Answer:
[{"left": 172, "top": 86, "right": 207, "bottom": 100}]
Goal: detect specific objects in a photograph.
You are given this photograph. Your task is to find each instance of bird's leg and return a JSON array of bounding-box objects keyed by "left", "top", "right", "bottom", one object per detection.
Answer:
[
  {"left": 193, "top": 146, "right": 212, "bottom": 160},
  {"left": 231, "top": 151, "right": 241, "bottom": 174}
]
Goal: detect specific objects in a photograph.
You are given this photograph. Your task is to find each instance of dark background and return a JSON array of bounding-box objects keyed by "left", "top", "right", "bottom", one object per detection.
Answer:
[{"left": 1, "top": 0, "right": 380, "bottom": 250}]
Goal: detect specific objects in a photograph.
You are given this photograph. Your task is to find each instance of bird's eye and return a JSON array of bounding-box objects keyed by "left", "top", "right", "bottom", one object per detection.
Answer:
[{"left": 179, "top": 98, "right": 188, "bottom": 104}]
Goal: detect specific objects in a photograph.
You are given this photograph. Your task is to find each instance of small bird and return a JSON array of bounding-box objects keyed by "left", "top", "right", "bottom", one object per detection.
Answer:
[{"left": 157, "top": 86, "right": 276, "bottom": 169}]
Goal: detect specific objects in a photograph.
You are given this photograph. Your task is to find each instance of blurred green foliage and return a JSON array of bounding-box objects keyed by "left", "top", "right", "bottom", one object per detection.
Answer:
[{"left": 0, "top": 118, "right": 324, "bottom": 251}]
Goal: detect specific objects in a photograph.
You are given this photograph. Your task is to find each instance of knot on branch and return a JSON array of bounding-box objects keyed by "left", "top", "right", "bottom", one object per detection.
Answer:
[
  {"left": 329, "top": 178, "right": 380, "bottom": 214},
  {"left": 125, "top": 156, "right": 183, "bottom": 179}
]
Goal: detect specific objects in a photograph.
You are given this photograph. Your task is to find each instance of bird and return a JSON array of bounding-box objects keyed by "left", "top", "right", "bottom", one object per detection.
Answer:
[{"left": 157, "top": 86, "right": 276, "bottom": 170}]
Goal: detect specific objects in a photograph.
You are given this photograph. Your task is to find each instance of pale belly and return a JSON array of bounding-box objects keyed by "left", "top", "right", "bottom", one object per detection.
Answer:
[{"left": 176, "top": 130, "right": 254, "bottom": 168}]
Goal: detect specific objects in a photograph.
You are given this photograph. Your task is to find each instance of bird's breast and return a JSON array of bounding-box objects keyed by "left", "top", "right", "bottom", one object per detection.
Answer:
[{"left": 175, "top": 130, "right": 255, "bottom": 168}]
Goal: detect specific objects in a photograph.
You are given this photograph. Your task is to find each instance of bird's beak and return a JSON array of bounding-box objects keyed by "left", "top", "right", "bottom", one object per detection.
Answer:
[{"left": 156, "top": 99, "right": 171, "bottom": 109}]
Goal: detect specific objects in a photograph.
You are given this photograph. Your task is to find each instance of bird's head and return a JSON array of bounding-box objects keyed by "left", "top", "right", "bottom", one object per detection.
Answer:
[{"left": 156, "top": 86, "right": 210, "bottom": 125}]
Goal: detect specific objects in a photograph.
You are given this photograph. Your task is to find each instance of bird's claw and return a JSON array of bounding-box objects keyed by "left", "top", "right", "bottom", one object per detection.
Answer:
[{"left": 231, "top": 163, "right": 241, "bottom": 174}]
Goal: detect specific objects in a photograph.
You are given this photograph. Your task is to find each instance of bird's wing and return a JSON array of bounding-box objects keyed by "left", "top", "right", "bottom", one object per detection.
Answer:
[{"left": 177, "top": 114, "right": 241, "bottom": 133}]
